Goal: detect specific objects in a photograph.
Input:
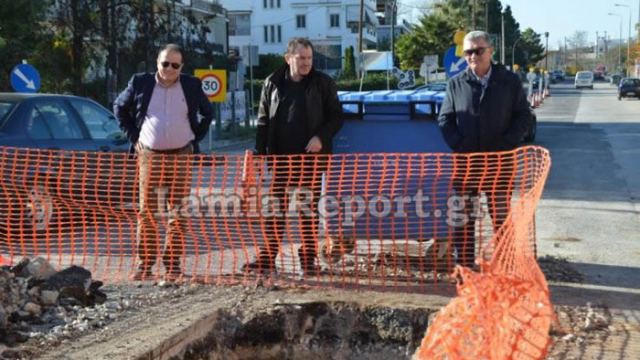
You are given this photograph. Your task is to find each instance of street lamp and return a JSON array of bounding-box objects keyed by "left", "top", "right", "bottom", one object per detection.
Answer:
[
  {"left": 511, "top": 36, "right": 522, "bottom": 68},
  {"left": 614, "top": 3, "right": 632, "bottom": 76},
  {"left": 544, "top": 32, "right": 549, "bottom": 70},
  {"left": 608, "top": 12, "right": 623, "bottom": 73}
]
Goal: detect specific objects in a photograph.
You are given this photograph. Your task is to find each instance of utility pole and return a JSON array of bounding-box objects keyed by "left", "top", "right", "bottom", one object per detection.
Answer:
[
  {"left": 544, "top": 32, "right": 549, "bottom": 70},
  {"left": 391, "top": 0, "right": 396, "bottom": 64},
  {"left": 501, "top": 12, "right": 505, "bottom": 64},
  {"left": 485, "top": 1, "right": 489, "bottom": 31},
  {"left": 358, "top": 0, "right": 364, "bottom": 78},
  {"left": 615, "top": 4, "right": 632, "bottom": 75},
  {"left": 472, "top": 0, "right": 476, "bottom": 29},
  {"left": 609, "top": 13, "right": 623, "bottom": 73}
]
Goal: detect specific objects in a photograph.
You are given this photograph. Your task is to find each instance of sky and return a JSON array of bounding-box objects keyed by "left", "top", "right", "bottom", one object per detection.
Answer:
[{"left": 398, "top": 0, "right": 639, "bottom": 50}]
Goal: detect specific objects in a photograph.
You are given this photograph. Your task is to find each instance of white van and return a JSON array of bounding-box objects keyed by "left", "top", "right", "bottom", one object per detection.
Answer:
[{"left": 575, "top": 71, "right": 594, "bottom": 89}]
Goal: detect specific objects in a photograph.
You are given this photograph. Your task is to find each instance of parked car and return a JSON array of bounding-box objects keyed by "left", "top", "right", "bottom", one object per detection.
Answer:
[
  {"left": 617, "top": 78, "right": 640, "bottom": 100},
  {"left": 574, "top": 71, "right": 594, "bottom": 89},
  {"left": 0, "top": 93, "right": 134, "bottom": 240}
]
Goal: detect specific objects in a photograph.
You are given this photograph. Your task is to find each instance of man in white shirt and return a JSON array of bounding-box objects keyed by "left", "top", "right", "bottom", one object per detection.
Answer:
[{"left": 114, "top": 44, "right": 213, "bottom": 281}]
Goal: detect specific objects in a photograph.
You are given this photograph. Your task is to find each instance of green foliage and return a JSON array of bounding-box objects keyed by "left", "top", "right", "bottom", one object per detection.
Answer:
[
  {"left": 341, "top": 46, "right": 356, "bottom": 79},
  {"left": 0, "top": 0, "right": 48, "bottom": 92},
  {"left": 395, "top": 0, "right": 543, "bottom": 71},
  {"left": 519, "top": 28, "right": 545, "bottom": 68},
  {"left": 396, "top": 13, "right": 456, "bottom": 70},
  {"left": 249, "top": 54, "right": 285, "bottom": 80}
]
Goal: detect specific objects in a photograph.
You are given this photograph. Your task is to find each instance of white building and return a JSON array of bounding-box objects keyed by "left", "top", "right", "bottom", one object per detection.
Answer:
[{"left": 221, "top": 0, "right": 381, "bottom": 73}]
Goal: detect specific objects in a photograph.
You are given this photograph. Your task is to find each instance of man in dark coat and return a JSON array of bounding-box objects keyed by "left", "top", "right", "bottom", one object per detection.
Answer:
[
  {"left": 438, "top": 31, "right": 531, "bottom": 267},
  {"left": 246, "top": 37, "right": 343, "bottom": 276}
]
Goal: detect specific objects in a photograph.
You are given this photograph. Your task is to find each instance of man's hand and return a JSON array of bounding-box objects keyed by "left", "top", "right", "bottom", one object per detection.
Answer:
[{"left": 305, "top": 136, "right": 323, "bottom": 153}]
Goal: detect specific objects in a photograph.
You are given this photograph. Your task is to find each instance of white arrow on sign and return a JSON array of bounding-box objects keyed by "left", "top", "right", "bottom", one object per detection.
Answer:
[
  {"left": 14, "top": 68, "right": 36, "bottom": 90},
  {"left": 449, "top": 57, "right": 466, "bottom": 73}
]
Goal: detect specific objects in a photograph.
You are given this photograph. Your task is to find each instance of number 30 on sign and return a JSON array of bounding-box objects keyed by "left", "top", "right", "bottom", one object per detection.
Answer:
[{"left": 194, "top": 69, "right": 226, "bottom": 103}]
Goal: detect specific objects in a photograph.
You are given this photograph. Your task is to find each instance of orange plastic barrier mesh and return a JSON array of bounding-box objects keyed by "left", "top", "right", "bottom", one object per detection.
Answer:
[{"left": 0, "top": 146, "right": 550, "bottom": 295}]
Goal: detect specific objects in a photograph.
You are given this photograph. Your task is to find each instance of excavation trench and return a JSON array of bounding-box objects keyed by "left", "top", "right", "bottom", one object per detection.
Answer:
[{"left": 167, "top": 301, "right": 435, "bottom": 360}]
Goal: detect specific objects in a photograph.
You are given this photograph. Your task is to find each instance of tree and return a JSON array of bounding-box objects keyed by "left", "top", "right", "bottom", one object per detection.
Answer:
[
  {"left": 519, "top": 28, "right": 545, "bottom": 68},
  {"left": 342, "top": 46, "right": 356, "bottom": 79},
  {"left": 395, "top": 0, "right": 524, "bottom": 70},
  {"left": 395, "top": 10, "right": 458, "bottom": 69},
  {"left": 0, "top": 0, "right": 48, "bottom": 92}
]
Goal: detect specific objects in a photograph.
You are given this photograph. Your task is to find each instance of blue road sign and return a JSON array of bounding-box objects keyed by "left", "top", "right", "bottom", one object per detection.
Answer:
[
  {"left": 10, "top": 63, "right": 41, "bottom": 93},
  {"left": 443, "top": 46, "right": 467, "bottom": 78}
]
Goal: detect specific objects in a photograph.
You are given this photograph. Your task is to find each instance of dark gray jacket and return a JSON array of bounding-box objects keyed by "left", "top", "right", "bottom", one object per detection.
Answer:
[
  {"left": 255, "top": 64, "right": 343, "bottom": 155},
  {"left": 438, "top": 63, "right": 531, "bottom": 152}
]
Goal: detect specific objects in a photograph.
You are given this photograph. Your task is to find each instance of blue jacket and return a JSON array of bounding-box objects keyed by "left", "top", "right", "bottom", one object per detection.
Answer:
[
  {"left": 438, "top": 64, "right": 531, "bottom": 152},
  {"left": 113, "top": 73, "right": 213, "bottom": 153}
]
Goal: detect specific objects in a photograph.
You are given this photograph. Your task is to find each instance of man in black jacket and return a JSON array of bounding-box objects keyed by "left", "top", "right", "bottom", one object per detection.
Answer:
[
  {"left": 113, "top": 44, "right": 213, "bottom": 281},
  {"left": 246, "top": 37, "right": 343, "bottom": 276},
  {"left": 438, "top": 31, "right": 531, "bottom": 267}
]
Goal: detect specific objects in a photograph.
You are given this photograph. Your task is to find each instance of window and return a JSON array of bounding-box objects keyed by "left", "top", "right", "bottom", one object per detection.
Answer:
[
  {"left": 264, "top": 24, "right": 282, "bottom": 44},
  {"left": 29, "top": 101, "right": 84, "bottom": 140},
  {"left": 0, "top": 102, "right": 15, "bottom": 122},
  {"left": 69, "top": 99, "right": 121, "bottom": 140},
  {"left": 330, "top": 14, "right": 340, "bottom": 28},
  {"left": 263, "top": 0, "right": 267, "bottom": 8},
  {"left": 296, "top": 15, "right": 306, "bottom": 29},
  {"left": 276, "top": 0, "right": 280, "bottom": 8},
  {"left": 229, "top": 14, "right": 251, "bottom": 36},
  {"left": 26, "top": 109, "right": 51, "bottom": 139}
]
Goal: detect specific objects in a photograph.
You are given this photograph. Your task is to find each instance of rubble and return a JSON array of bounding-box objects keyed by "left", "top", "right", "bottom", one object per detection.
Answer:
[
  {"left": 0, "top": 257, "right": 207, "bottom": 358},
  {"left": 0, "top": 258, "right": 106, "bottom": 350}
]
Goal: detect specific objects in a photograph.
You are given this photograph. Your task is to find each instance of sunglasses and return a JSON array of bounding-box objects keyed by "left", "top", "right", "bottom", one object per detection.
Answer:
[
  {"left": 463, "top": 47, "right": 489, "bottom": 57},
  {"left": 160, "top": 61, "right": 182, "bottom": 69}
]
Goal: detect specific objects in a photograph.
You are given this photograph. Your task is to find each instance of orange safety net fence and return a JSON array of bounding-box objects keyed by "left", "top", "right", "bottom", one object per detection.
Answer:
[{"left": 1, "top": 146, "right": 549, "bottom": 293}]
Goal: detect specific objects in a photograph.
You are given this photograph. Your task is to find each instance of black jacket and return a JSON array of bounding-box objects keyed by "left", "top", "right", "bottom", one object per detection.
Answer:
[
  {"left": 438, "top": 63, "right": 531, "bottom": 152},
  {"left": 113, "top": 73, "right": 213, "bottom": 153},
  {"left": 255, "top": 65, "right": 343, "bottom": 155}
]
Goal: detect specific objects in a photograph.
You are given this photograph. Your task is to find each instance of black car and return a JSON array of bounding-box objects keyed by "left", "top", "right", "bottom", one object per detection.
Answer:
[
  {"left": 0, "top": 93, "right": 134, "bottom": 240},
  {"left": 617, "top": 78, "right": 640, "bottom": 100}
]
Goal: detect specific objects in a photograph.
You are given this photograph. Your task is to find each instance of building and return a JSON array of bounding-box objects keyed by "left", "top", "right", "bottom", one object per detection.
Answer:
[{"left": 222, "top": 0, "right": 384, "bottom": 73}]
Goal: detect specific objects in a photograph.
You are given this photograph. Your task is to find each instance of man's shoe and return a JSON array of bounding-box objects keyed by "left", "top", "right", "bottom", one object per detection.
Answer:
[
  {"left": 164, "top": 271, "right": 185, "bottom": 283},
  {"left": 130, "top": 267, "right": 153, "bottom": 281},
  {"left": 242, "top": 259, "right": 276, "bottom": 274},
  {"left": 300, "top": 259, "right": 322, "bottom": 277}
]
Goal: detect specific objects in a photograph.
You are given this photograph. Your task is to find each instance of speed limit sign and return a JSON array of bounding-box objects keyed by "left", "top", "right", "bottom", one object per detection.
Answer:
[{"left": 194, "top": 69, "right": 226, "bottom": 102}]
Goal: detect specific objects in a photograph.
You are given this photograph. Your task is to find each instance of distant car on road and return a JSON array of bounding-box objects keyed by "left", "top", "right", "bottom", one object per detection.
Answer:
[
  {"left": 609, "top": 74, "right": 623, "bottom": 86},
  {"left": 0, "top": 93, "right": 133, "bottom": 240},
  {"left": 617, "top": 78, "right": 640, "bottom": 100},
  {"left": 575, "top": 71, "right": 594, "bottom": 89},
  {"left": 550, "top": 70, "right": 565, "bottom": 82}
]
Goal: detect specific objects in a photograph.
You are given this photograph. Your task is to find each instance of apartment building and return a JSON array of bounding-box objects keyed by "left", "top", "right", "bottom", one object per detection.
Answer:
[{"left": 221, "top": 0, "right": 383, "bottom": 73}]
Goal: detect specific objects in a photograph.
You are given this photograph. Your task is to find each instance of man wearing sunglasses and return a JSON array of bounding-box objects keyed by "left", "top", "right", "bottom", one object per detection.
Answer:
[
  {"left": 438, "top": 31, "right": 531, "bottom": 268},
  {"left": 113, "top": 43, "right": 213, "bottom": 281}
]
